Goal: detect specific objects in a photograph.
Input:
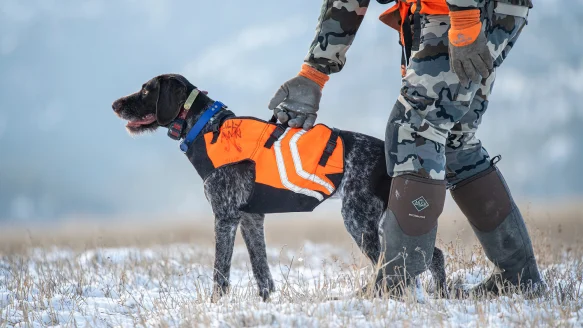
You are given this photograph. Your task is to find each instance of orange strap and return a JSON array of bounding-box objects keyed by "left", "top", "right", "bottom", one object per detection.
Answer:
[
  {"left": 448, "top": 9, "right": 482, "bottom": 47},
  {"left": 298, "top": 64, "right": 330, "bottom": 89}
]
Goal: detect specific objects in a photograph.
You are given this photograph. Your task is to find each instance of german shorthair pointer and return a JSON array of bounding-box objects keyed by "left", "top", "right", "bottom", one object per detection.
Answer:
[{"left": 112, "top": 74, "right": 446, "bottom": 301}]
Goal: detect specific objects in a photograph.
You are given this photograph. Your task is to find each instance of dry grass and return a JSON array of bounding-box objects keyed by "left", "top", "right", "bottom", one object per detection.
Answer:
[
  {"left": 0, "top": 200, "right": 582, "bottom": 327},
  {"left": 0, "top": 200, "right": 581, "bottom": 257}
]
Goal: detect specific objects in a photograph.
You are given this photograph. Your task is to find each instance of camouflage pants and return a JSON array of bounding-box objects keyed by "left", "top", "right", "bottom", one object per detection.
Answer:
[{"left": 385, "top": 4, "right": 528, "bottom": 183}]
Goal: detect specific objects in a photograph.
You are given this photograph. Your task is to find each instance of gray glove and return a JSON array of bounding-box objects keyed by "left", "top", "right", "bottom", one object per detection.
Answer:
[
  {"left": 268, "top": 76, "right": 322, "bottom": 130},
  {"left": 449, "top": 32, "right": 493, "bottom": 88}
]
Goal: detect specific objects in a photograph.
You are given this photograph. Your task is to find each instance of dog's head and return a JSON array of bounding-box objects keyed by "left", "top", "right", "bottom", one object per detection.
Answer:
[{"left": 112, "top": 74, "right": 193, "bottom": 135}]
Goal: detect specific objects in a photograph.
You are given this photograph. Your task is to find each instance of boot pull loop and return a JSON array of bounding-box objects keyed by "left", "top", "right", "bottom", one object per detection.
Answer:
[{"left": 490, "top": 155, "right": 502, "bottom": 166}]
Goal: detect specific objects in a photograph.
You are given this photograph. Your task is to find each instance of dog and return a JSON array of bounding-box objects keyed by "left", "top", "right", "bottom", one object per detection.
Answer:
[{"left": 112, "top": 74, "right": 447, "bottom": 301}]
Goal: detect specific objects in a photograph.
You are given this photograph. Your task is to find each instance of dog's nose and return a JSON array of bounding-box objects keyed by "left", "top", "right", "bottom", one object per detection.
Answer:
[{"left": 112, "top": 100, "right": 122, "bottom": 113}]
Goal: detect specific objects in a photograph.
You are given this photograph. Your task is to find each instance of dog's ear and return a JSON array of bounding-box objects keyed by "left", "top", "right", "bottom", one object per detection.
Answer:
[{"left": 154, "top": 76, "right": 187, "bottom": 126}]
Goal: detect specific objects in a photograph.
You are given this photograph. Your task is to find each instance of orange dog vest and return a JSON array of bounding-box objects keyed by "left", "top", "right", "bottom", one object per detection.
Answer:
[{"left": 187, "top": 118, "right": 345, "bottom": 213}]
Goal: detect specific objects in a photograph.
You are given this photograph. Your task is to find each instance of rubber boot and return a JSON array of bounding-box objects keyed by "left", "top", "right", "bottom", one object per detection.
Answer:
[
  {"left": 450, "top": 163, "right": 546, "bottom": 298},
  {"left": 377, "top": 174, "right": 447, "bottom": 298}
]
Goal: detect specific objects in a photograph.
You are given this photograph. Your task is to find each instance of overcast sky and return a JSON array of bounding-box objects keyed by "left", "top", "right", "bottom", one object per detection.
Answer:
[{"left": 0, "top": 0, "right": 581, "bottom": 222}]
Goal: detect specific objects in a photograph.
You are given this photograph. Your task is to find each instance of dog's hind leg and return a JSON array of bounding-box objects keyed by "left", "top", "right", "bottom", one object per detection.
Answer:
[
  {"left": 341, "top": 194, "right": 384, "bottom": 265},
  {"left": 212, "top": 214, "right": 241, "bottom": 302},
  {"left": 240, "top": 213, "right": 275, "bottom": 301}
]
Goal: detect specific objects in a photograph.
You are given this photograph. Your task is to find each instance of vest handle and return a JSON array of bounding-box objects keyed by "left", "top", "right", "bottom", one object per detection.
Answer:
[{"left": 318, "top": 128, "right": 341, "bottom": 167}]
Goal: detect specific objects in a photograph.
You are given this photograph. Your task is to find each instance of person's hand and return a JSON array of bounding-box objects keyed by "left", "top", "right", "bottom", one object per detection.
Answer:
[
  {"left": 268, "top": 64, "right": 329, "bottom": 130},
  {"left": 448, "top": 9, "right": 493, "bottom": 87}
]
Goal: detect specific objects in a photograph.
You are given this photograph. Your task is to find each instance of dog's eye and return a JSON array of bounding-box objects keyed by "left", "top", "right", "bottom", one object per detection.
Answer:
[{"left": 142, "top": 89, "right": 149, "bottom": 96}]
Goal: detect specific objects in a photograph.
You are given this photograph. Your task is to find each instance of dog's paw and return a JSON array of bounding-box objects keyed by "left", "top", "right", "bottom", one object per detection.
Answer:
[
  {"left": 211, "top": 283, "right": 230, "bottom": 303},
  {"left": 433, "top": 283, "right": 450, "bottom": 299},
  {"left": 430, "top": 277, "right": 450, "bottom": 299},
  {"left": 257, "top": 279, "right": 275, "bottom": 302},
  {"left": 211, "top": 292, "right": 221, "bottom": 303},
  {"left": 258, "top": 288, "right": 271, "bottom": 302}
]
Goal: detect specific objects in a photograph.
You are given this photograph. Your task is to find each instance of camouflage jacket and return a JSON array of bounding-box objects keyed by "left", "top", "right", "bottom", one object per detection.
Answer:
[{"left": 305, "top": 0, "right": 532, "bottom": 75}]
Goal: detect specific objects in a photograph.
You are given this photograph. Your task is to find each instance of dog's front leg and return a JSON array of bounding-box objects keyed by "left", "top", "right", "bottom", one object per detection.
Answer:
[
  {"left": 240, "top": 213, "right": 274, "bottom": 301},
  {"left": 212, "top": 215, "right": 240, "bottom": 302}
]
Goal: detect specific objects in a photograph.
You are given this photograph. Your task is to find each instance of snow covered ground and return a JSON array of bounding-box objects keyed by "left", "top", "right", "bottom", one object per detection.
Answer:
[{"left": 1, "top": 242, "right": 582, "bottom": 327}]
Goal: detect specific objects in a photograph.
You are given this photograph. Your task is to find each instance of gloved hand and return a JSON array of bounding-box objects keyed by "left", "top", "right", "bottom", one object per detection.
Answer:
[
  {"left": 268, "top": 64, "right": 329, "bottom": 130},
  {"left": 448, "top": 9, "right": 493, "bottom": 88}
]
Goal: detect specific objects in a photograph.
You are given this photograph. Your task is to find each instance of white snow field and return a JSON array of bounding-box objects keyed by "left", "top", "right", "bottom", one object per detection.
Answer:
[{"left": 1, "top": 241, "right": 582, "bottom": 328}]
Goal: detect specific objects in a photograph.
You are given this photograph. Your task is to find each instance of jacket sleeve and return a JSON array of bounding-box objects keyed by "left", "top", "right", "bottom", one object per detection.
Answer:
[
  {"left": 304, "top": 0, "right": 370, "bottom": 75},
  {"left": 446, "top": 0, "right": 485, "bottom": 10}
]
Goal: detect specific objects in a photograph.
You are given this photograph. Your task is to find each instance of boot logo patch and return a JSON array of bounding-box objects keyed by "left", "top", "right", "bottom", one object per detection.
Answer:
[{"left": 412, "top": 196, "right": 429, "bottom": 212}]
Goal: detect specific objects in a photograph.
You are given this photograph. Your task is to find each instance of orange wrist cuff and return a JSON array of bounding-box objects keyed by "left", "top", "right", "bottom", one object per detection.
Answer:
[
  {"left": 450, "top": 9, "right": 481, "bottom": 29},
  {"left": 298, "top": 64, "right": 330, "bottom": 89},
  {"left": 449, "top": 9, "right": 482, "bottom": 47}
]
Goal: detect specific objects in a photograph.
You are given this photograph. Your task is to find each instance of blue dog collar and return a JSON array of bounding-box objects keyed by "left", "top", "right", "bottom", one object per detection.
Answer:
[{"left": 180, "top": 101, "right": 225, "bottom": 153}]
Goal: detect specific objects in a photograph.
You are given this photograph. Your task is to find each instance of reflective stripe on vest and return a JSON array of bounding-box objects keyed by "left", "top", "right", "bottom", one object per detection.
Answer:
[
  {"left": 289, "top": 129, "right": 336, "bottom": 195},
  {"left": 274, "top": 128, "right": 325, "bottom": 201}
]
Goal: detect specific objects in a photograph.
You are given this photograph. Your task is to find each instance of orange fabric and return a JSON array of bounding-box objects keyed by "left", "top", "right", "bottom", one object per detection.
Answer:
[
  {"left": 379, "top": 2, "right": 411, "bottom": 50},
  {"left": 379, "top": 1, "right": 450, "bottom": 49},
  {"left": 298, "top": 64, "right": 330, "bottom": 89},
  {"left": 449, "top": 9, "right": 481, "bottom": 46},
  {"left": 449, "top": 8, "right": 481, "bottom": 29},
  {"left": 203, "top": 119, "right": 343, "bottom": 196},
  {"left": 380, "top": 1, "right": 477, "bottom": 76},
  {"left": 409, "top": 0, "right": 449, "bottom": 16},
  {"left": 379, "top": 0, "right": 450, "bottom": 31},
  {"left": 379, "top": 4, "right": 403, "bottom": 32}
]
